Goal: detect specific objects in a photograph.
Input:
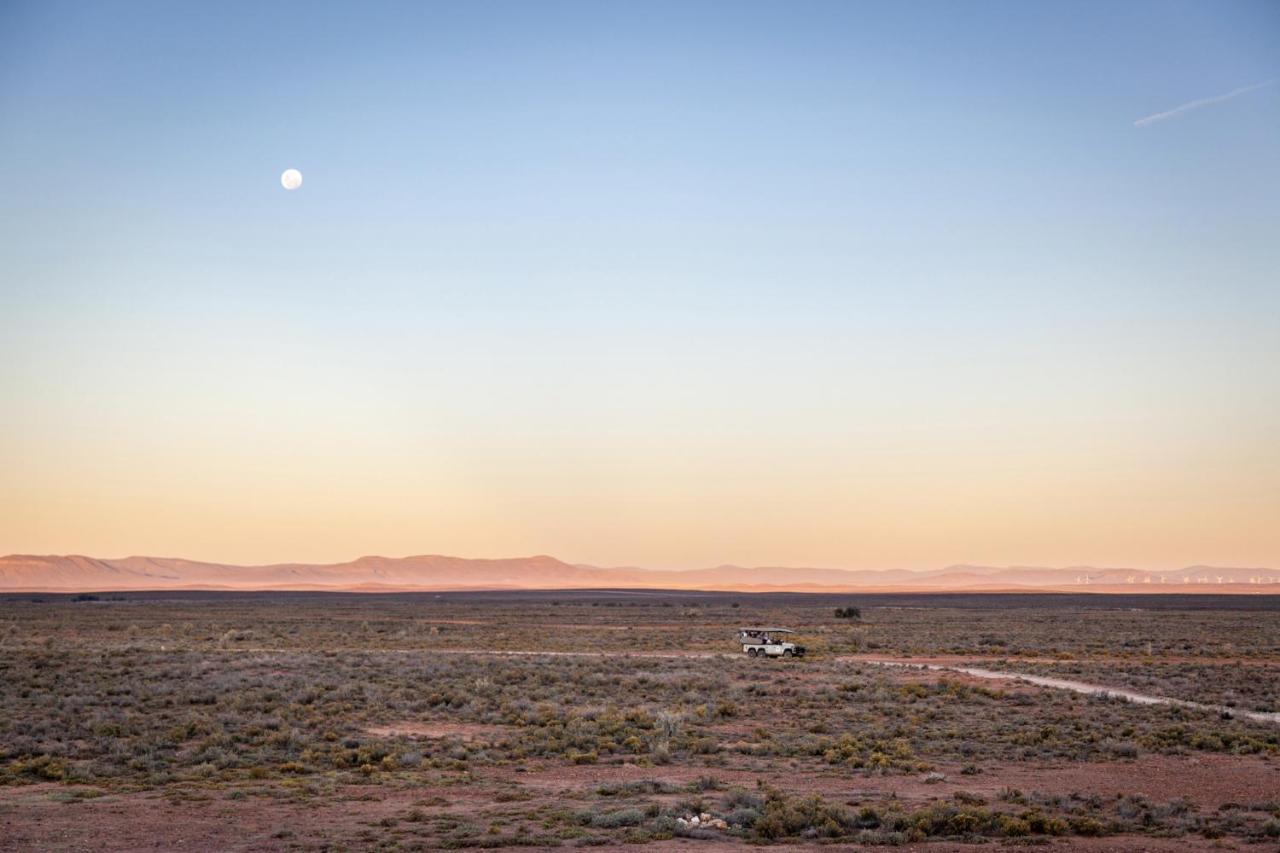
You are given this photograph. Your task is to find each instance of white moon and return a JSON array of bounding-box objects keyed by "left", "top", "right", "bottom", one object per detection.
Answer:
[{"left": 281, "top": 169, "right": 302, "bottom": 190}]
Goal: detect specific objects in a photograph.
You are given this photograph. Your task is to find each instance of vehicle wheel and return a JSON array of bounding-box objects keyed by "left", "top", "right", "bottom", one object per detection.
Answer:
[
  {"left": 783, "top": 648, "right": 794, "bottom": 657},
  {"left": 747, "top": 648, "right": 757, "bottom": 658}
]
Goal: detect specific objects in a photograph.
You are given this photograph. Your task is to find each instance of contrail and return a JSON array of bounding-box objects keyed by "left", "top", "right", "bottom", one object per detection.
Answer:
[{"left": 1133, "top": 79, "right": 1275, "bottom": 127}]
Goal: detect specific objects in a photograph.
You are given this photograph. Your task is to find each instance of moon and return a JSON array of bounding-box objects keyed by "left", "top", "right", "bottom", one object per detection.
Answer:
[{"left": 281, "top": 169, "right": 302, "bottom": 190}]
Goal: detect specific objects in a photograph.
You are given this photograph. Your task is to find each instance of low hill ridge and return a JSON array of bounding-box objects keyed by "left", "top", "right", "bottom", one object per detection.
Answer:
[{"left": 0, "top": 554, "right": 1276, "bottom": 593}]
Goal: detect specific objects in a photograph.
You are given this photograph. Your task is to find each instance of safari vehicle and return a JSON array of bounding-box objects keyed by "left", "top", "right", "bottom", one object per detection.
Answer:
[{"left": 739, "top": 627, "right": 806, "bottom": 658}]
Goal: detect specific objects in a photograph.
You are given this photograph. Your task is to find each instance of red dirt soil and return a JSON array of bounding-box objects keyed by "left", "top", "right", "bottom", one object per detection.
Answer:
[{"left": 2, "top": 758, "right": 1270, "bottom": 853}]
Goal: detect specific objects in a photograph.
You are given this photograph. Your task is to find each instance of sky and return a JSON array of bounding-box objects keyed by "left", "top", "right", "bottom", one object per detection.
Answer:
[{"left": 1, "top": 0, "right": 1277, "bottom": 570}]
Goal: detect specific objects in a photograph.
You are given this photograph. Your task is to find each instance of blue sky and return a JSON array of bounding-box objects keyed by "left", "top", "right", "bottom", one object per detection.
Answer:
[{"left": 1, "top": 1, "right": 1277, "bottom": 568}]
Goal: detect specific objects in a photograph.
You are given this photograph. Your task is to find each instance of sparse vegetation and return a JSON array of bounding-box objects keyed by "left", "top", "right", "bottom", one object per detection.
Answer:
[{"left": 0, "top": 590, "right": 1276, "bottom": 848}]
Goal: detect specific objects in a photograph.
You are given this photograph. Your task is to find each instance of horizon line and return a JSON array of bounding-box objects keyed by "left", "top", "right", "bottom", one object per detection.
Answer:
[{"left": 3, "top": 551, "right": 1277, "bottom": 574}]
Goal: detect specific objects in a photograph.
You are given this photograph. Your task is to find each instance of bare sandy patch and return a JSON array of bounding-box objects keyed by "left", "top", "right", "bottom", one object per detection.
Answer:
[{"left": 365, "top": 720, "right": 512, "bottom": 741}]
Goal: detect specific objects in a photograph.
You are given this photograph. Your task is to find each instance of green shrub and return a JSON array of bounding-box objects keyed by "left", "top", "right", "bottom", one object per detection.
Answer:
[
  {"left": 753, "top": 790, "right": 856, "bottom": 839},
  {"left": 998, "top": 815, "right": 1030, "bottom": 837},
  {"left": 1070, "top": 816, "right": 1106, "bottom": 836},
  {"left": 590, "top": 809, "right": 645, "bottom": 829}
]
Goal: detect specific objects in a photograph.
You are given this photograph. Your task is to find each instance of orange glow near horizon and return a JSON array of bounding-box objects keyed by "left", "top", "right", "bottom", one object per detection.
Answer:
[{"left": 3, "top": 363, "right": 1277, "bottom": 569}]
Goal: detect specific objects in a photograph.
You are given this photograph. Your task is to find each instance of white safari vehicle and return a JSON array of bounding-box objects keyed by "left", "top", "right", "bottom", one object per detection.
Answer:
[{"left": 739, "top": 627, "right": 806, "bottom": 659}]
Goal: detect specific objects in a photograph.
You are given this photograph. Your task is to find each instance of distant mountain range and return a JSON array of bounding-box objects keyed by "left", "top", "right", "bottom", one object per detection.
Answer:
[{"left": 1, "top": 553, "right": 1277, "bottom": 593}]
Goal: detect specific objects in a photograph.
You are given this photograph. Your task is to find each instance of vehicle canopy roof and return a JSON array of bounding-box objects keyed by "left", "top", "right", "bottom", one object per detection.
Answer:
[{"left": 739, "top": 627, "right": 794, "bottom": 634}]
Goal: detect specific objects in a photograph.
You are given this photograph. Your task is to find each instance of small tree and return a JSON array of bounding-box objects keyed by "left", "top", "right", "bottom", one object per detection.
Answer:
[{"left": 834, "top": 606, "right": 861, "bottom": 620}]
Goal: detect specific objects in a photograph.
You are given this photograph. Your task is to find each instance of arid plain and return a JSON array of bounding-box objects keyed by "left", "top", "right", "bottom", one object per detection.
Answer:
[{"left": 1, "top": 590, "right": 1277, "bottom": 851}]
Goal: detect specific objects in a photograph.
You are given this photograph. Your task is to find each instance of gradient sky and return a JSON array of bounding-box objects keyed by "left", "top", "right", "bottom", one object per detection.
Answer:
[{"left": 2, "top": 1, "right": 1278, "bottom": 570}]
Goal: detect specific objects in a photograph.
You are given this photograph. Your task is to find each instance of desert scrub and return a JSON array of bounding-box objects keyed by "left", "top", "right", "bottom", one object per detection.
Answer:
[
  {"left": 821, "top": 733, "right": 918, "bottom": 772},
  {"left": 741, "top": 788, "right": 1280, "bottom": 843},
  {"left": 7, "top": 641, "right": 1274, "bottom": 788},
  {"left": 752, "top": 790, "right": 860, "bottom": 839},
  {"left": 2, "top": 591, "right": 1278, "bottom": 848}
]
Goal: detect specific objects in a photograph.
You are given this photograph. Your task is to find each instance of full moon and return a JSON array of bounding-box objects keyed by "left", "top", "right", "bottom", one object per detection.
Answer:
[{"left": 281, "top": 169, "right": 302, "bottom": 190}]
